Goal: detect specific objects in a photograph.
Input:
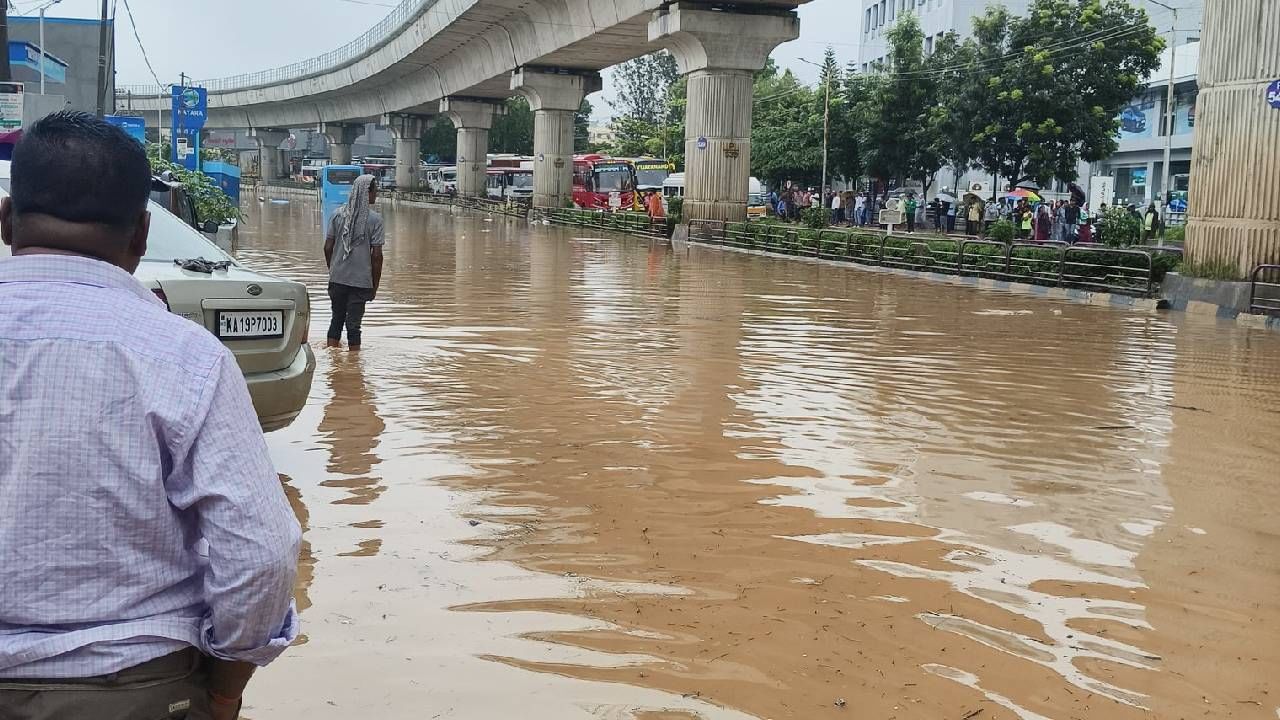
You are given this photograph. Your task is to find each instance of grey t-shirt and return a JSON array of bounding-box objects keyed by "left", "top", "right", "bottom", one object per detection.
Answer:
[{"left": 327, "top": 207, "right": 385, "bottom": 289}]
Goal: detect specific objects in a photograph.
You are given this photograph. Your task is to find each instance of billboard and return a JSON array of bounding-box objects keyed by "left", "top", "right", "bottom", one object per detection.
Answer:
[
  {"left": 171, "top": 86, "right": 208, "bottom": 170},
  {"left": 8, "top": 41, "right": 68, "bottom": 85},
  {"left": 1118, "top": 97, "right": 1156, "bottom": 139},
  {"left": 0, "top": 82, "right": 24, "bottom": 132},
  {"left": 105, "top": 115, "right": 146, "bottom": 144}
]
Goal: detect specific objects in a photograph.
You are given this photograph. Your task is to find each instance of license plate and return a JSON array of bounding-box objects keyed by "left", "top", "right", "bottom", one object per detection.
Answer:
[{"left": 216, "top": 310, "right": 284, "bottom": 339}]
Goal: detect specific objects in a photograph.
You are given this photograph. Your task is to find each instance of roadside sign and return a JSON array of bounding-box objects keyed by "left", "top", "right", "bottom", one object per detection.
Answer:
[
  {"left": 105, "top": 115, "right": 146, "bottom": 144},
  {"left": 171, "top": 86, "right": 208, "bottom": 169},
  {"left": 0, "top": 82, "right": 25, "bottom": 132},
  {"left": 696, "top": 136, "right": 708, "bottom": 151},
  {"left": 1267, "top": 79, "right": 1280, "bottom": 110}
]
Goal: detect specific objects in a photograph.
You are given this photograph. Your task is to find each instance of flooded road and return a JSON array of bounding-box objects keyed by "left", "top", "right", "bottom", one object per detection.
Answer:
[{"left": 239, "top": 196, "right": 1279, "bottom": 720}]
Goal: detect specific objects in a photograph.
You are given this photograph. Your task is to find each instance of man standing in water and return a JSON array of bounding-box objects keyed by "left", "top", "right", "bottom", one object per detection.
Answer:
[
  {"left": 0, "top": 112, "right": 300, "bottom": 719},
  {"left": 325, "top": 174, "right": 384, "bottom": 350}
]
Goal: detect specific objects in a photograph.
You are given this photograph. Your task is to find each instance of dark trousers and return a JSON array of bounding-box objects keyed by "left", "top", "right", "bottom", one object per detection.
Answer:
[
  {"left": 906, "top": 214, "right": 916, "bottom": 233},
  {"left": 0, "top": 649, "right": 218, "bottom": 720},
  {"left": 328, "top": 282, "right": 375, "bottom": 347}
]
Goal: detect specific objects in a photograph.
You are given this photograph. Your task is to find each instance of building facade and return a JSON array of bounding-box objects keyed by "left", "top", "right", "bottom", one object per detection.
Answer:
[
  {"left": 1091, "top": 42, "right": 1198, "bottom": 216},
  {"left": 6, "top": 15, "right": 114, "bottom": 114}
]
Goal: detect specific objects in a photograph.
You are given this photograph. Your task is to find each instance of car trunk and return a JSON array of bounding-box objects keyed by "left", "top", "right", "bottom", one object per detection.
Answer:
[{"left": 137, "top": 260, "right": 309, "bottom": 375}]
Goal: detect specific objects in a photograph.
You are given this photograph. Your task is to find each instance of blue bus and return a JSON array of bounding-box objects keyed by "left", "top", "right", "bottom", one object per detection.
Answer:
[{"left": 320, "top": 165, "right": 363, "bottom": 232}]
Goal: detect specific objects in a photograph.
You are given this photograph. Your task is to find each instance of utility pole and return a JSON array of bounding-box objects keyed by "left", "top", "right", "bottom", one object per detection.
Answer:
[
  {"left": 1148, "top": 0, "right": 1181, "bottom": 244},
  {"left": 800, "top": 57, "right": 832, "bottom": 201},
  {"left": 0, "top": 0, "right": 12, "bottom": 82},
  {"left": 95, "top": 0, "right": 110, "bottom": 116}
]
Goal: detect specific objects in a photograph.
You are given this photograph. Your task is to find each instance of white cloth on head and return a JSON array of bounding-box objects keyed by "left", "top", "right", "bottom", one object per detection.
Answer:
[{"left": 339, "top": 175, "right": 376, "bottom": 262}]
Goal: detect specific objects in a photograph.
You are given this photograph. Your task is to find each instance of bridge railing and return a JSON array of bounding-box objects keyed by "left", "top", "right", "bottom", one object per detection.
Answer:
[
  {"left": 118, "top": 0, "right": 432, "bottom": 96},
  {"left": 1249, "top": 265, "right": 1280, "bottom": 317}
]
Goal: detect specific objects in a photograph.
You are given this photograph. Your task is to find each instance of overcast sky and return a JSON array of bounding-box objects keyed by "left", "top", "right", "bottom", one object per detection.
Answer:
[{"left": 17, "top": 0, "right": 859, "bottom": 121}]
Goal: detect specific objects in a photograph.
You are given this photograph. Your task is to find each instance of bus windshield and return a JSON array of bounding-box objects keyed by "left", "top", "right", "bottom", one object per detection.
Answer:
[
  {"left": 510, "top": 173, "right": 534, "bottom": 189},
  {"left": 594, "top": 166, "right": 632, "bottom": 192},
  {"left": 636, "top": 168, "right": 669, "bottom": 188},
  {"left": 324, "top": 168, "right": 360, "bottom": 185}
]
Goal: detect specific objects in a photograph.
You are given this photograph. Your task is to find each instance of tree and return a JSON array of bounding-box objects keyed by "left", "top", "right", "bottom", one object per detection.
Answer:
[
  {"left": 421, "top": 117, "right": 457, "bottom": 163},
  {"left": 490, "top": 97, "right": 534, "bottom": 155},
  {"left": 574, "top": 98, "right": 592, "bottom": 153},
  {"left": 610, "top": 51, "right": 680, "bottom": 125},
  {"left": 856, "top": 12, "right": 944, "bottom": 192},
  {"left": 947, "top": 0, "right": 1164, "bottom": 190},
  {"left": 751, "top": 62, "right": 823, "bottom": 187}
]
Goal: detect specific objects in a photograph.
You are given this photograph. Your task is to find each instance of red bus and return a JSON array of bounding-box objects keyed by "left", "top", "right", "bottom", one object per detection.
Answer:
[{"left": 573, "top": 154, "right": 636, "bottom": 210}]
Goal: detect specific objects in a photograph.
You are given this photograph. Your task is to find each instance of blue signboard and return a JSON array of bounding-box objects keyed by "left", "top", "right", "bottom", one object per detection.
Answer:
[
  {"left": 1267, "top": 79, "right": 1280, "bottom": 111},
  {"left": 7, "top": 42, "right": 67, "bottom": 85},
  {"left": 105, "top": 115, "right": 146, "bottom": 144},
  {"left": 171, "top": 86, "right": 208, "bottom": 170}
]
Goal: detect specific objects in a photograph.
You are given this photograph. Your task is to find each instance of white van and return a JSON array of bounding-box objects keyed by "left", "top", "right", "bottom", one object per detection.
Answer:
[{"left": 662, "top": 173, "right": 767, "bottom": 217}]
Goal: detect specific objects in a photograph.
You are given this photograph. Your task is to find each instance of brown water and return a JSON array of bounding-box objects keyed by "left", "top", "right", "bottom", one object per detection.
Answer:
[{"left": 238, "top": 196, "right": 1280, "bottom": 720}]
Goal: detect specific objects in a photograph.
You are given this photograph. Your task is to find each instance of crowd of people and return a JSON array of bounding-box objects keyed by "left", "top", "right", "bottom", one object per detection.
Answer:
[{"left": 758, "top": 180, "right": 1170, "bottom": 247}]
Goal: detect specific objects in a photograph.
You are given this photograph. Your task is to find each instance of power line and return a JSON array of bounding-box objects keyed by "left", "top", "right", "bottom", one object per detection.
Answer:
[{"left": 119, "top": 0, "right": 163, "bottom": 89}]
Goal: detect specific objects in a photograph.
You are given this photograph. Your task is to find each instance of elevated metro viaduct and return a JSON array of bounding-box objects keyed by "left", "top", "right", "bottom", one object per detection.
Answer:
[{"left": 122, "top": 1, "right": 810, "bottom": 222}]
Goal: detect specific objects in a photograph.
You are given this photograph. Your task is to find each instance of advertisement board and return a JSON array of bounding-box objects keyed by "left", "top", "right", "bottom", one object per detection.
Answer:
[
  {"left": 105, "top": 115, "right": 146, "bottom": 144},
  {"left": 1117, "top": 97, "right": 1156, "bottom": 139},
  {"left": 171, "top": 86, "right": 208, "bottom": 170},
  {"left": 0, "top": 82, "right": 24, "bottom": 132}
]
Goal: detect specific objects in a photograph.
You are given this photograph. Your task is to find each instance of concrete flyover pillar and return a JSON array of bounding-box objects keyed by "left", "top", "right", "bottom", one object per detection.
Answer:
[
  {"left": 650, "top": 4, "right": 799, "bottom": 223},
  {"left": 440, "top": 98, "right": 505, "bottom": 198},
  {"left": 249, "top": 127, "right": 289, "bottom": 180},
  {"left": 511, "top": 69, "right": 602, "bottom": 209},
  {"left": 321, "top": 122, "right": 362, "bottom": 166},
  {"left": 1184, "top": 0, "right": 1280, "bottom": 278},
  {"left": 384, "top": 114, "right": 429, "bottom": 190}
]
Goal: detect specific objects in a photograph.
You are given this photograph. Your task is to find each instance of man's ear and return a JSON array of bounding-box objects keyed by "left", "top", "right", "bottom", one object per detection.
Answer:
[
  {"left": 123, "top": 210, "right": 150, "bottom": 273},
  {"left": 1, "top": 197, "right": 13, "bottom": 247}
]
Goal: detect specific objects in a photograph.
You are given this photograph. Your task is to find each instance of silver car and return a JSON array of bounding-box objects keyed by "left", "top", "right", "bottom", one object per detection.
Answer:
[{"left": 0, "top": 163, "right": 315, "bottom": 432}]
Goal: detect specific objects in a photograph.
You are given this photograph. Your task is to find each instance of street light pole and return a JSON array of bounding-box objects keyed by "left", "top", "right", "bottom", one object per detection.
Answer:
[
  {"left": 801, "top": 57, "right": 832, "bottom": 200},
  {"left": 38, "top": 0, "right": 64, "bottom": 95},
  {"left": 1148, "top": 0, "right": 1181, "bottom": 244}
]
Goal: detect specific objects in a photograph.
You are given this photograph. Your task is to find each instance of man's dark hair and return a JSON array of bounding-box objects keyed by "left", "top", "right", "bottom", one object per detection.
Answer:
[{"left": 11, "top": 111, "right": 153, "bottom": 231}]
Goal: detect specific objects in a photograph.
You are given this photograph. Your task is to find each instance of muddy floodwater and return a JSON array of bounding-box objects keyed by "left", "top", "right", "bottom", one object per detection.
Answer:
[{"left": 237, "top": 197, "right": 1279, "bottom": 720}]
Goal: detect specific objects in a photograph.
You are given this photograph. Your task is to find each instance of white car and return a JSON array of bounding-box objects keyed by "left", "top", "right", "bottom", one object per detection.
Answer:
[{"left": 0, "top": 163, "right": 315, "bottom": 432}]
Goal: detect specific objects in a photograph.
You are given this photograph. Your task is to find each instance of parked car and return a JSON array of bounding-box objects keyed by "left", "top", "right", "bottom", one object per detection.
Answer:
[
  {"left": 150, "top": 172, "right": 237, "bottom": 254},
  {"left": 0, "top": 162, "right": 315, "bottom": 432}
]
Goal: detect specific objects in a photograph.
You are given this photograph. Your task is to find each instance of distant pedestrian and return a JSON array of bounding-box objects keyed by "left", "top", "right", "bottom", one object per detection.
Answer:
[
  {"left": 983, "top": 199, "right": 999, "bottom": 235},
  {"left": 1036, "top": 202, "right": 1053, "bottom": 242},
  {"left": 931, "top": 198, "right": 943, "bottom": 231},
  {"left": 1015, "top": 199, "right": 1032, "bottom": 239},
  {"left": 904, "top": 194, "right": 918, "bottom": 234},
  {"left": 646, "top": 190, "right": 665, "bottom": 221},
  {"left": 855, "top": 192, "right": 867, "bottom": 226},
  {"left": 946, "top": 201, "right": 957, "bottom": 233},
  {"left": 1064, "top": 199, "right": 1081, "bottom": 243},
  {"left": 1052, "top": 200, "right": 1067, "bottom": 243},
  {"left": 325, "top": 174, "right": 385, "bottom": 351},
  {"left": 831, "top": 190, "right": 842, "bottom": 224},
  {"left": 0, "top": 111, "right": 301, "bottom": 720},
  {"left": 1143, "top": 202, "right": 1160, "bottom": 242},
  {"left": 966, "top": 199, "right": 982, "bottom": 236}
]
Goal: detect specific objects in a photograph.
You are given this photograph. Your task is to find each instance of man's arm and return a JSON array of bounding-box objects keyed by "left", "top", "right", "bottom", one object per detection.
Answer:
[
  {"left": 324, "top": 213, "right": 337, "bottom": 268},
  {"left": 370, "top": 215, "right": 385, "bottom": 297},
  {"left": 166, "top": 349, "right": 302, "bottom": 705}
]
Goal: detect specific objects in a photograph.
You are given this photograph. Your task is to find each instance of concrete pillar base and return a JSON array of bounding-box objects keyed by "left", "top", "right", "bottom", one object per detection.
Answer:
[
  {"left": 321, "top": 123, "right": 362, "bottom": 166},
  {"left": 395, "top": 138, "right": 422, "bottom": 189},
  {"left": 456, "top": 128, "right": 490, "bottom": 198},
  {"left": 512, "top": 69, "right": 602, "bottom": 209},
  {"left": 650, "top": 4, "right": 799, "bottom": 223},
  {"left": 441, "top": 99, "right": 504, "bottom": 198},
  {"left": 1185, "top": 0, "right": 1280, "bottom": 278},
  {"left": 249, "top": 128, "right": 289, "bottom": 180}
]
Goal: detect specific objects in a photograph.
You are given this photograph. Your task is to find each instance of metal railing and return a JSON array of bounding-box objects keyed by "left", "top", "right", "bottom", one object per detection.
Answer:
[
  {"left": 687, "top": 222, "right": 1166, "bottom": 297},
  {"left": 117, "top": 0, "right": 433, "bottom": 95},
  {"left": 1249, "top": 265, "right": 1280, "bottom": 317}
]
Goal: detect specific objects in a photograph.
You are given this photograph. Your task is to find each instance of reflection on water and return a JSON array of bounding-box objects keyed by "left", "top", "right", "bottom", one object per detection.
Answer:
[{"left": 238, "top": 196, "right": 1280, "bottom": 720}]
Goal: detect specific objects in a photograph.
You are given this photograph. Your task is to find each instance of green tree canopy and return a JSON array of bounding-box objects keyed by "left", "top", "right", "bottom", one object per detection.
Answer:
[{"left": 948, "top": 0, "right": 1164, "bottom": 189}]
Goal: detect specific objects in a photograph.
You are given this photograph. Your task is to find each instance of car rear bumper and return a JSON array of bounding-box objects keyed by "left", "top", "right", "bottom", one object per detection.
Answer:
[{"left": 246, "top": 343, "right": 316, "bottom": 433}]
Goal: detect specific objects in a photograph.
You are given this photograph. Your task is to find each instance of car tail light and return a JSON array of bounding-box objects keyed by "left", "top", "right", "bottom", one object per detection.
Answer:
[{"left": 152, "top": 287, "right": 170, "bottom": 310}]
